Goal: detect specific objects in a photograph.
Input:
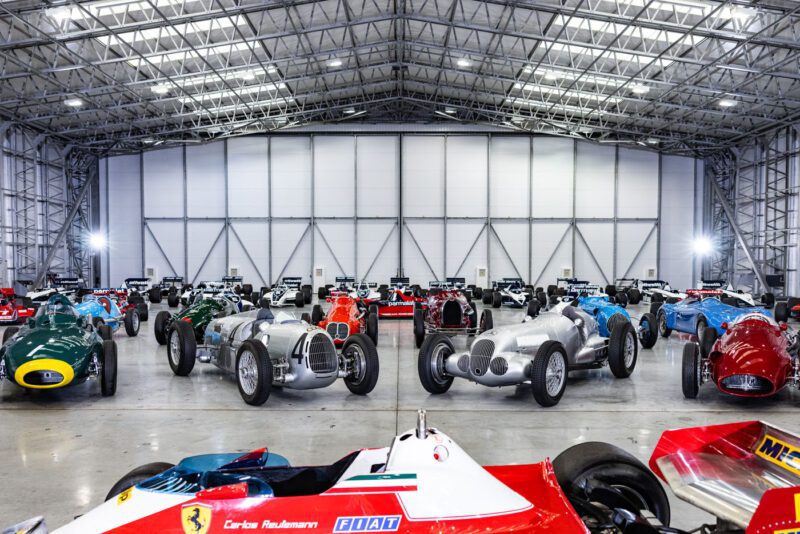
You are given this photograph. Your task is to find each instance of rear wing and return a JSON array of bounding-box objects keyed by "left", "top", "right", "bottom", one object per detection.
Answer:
[
  {"left": 282, "top": 277, "right": 302, "bottom": 289},
  {"left": 446, "top": 277, "right": 466, "bottom": 288},
  {"left": 390, "top": 277, "right": 410, "bottom": 288},
  {"left": 52, "top": 276, "right": 83, "bottom": 289},
  {"left": 123, "top": 278, "right": 151, "bottom": 288},
  {"left": 221, "top": 276, "right": 243, "bottom": 284},
  {"left": 335, "top": 276, "right": 355, "bottom": 285},
  {"left": 649, "top": 420, "right": 800, "bottom": 530},
  {"left": 639, "top": 279, "right": 668, "bottom": 290},
  {"left": 699, "top": 279, "right": 728, "bottom": 290},
  {"left": 161, "top": 276, "right": 184, "bottom": 287},
  {"left": 685, "top": 288, "right": 723, "bottom": 299}
]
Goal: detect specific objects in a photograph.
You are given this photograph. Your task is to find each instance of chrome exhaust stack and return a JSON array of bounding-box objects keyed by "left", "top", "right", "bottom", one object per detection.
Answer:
[{"left": 416, "top": 409, "right": 428, "bottom": 439}]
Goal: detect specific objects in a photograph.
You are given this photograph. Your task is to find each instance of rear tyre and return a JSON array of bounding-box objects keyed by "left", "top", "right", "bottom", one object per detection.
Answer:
[
  {"left": 136, "top": 302, "right": 149, "bottom": 322},
  {"left": 418, "top": 334, "right": 454, "bottom": 394},
  {"left": 167, "top": 320, "right": 196, "bottom": 376},
  {"left": 98, "top": 324, "right": 113, "bottom": 341},
  {"left": 775, "top": 300, "right": 789, "bottom": 323},
  {"left": 294, "top": 292, "right": 304, "bottom": 308},
  {"left": 343, "top": 334, "right": 379, "bottom": 395},
  {"left": 302, "top": 285, "right": 312, "bottom": 304},
  {"left": 649, "top": 301, "right": 663, "bottom": 315},
  {"left": 318, "top": 286, "right": 328, "bottom": 300},
  {"left": 148, "top": 287, "right": 162, "bottom": 304},
  {"left": 154, "top": 311, "right": 171, "bottom": 345},
  {"left": 300, "top": 312, "right": 311, "bottom": 323},
  {"left": 492, "top": 291, "right": 502, "bottom": 308},
  {"left": 482, "top": 291, "right": 492, "bottom": 305},
  {"left": 366, "top": 312, "right": 379, "bottom": 346},
  {"left": 479, "top": 309, "right": 493, "bottom": 332},
  {"left": 657, "top": 310, "right": 671, "bottom": 338},
  {"left": 123, "top": 309, "right": 140, "bottom": 337},
  {"left": 615, "top": 292, "right": 628, "bottom": 308},
  {"left": 100, "top": 340, "right": 118, "bottom": 397},
  {"left": 682, "top": 343, "right": 701, "bottom": 399},
  {"left": 167, "top": 293, "right": 179, "bottom": 308},
  {"left": 536, "top": 291, "right": 547, "bottom": 307},
  {"left": 695, "top": 316, "right": 708, "bottom": 340},
  {"left": 762, "top": 292, "right": 775, "bottom": 309},
  {"left": 2, "top": 326, "right": 19, "bottom": 344},
  {"left": 413, "top": 308, "right": 426, "bottom": 349},
  {"left": 699, "top": 328, "right": 717, "bottom": 359},
  {"left": 105, "top": 462, "right": 175, "bottom": 501},
  {"left": 651, "top": 292, "right": 664, "bottom": 303},
  {"left": 605, "top": 285, "right": 617, "bottom": 297},
  {"left": 526, "top": 300, "right": 540, "bottom": 318},
  {"left": 311, "top": 304, "right": 324, "bottom": 325},
  {"left": 236, "top": 339, "right": 272, "bottom": 406},
  {"left": 546, "top": 285, "right": 557, "bottom": 297},
  {"left": 628, "top": 288, "right": 641, "bottom": 304},
  {"left": 473, "top": 287, "right": 483, "bottom": 299},
  {"left": 531, "top": 341, "right": 568, "bottom": 407},
  {"left": 608, "top": 321, "right": 637, "bottom": 378},
  {"left": 638, "top": 313, "right": 657, "bottom": 349}
]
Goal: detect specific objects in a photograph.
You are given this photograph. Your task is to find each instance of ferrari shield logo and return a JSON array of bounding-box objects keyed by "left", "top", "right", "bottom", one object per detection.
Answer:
[{"left": 181, "top": 503, "right": 211, "bottom": 534}]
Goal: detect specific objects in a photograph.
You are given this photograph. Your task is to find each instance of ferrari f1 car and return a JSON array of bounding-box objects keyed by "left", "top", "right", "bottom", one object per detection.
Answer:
[
  {"left": 418, "top": 301, "right": 639, "bottom": 406},
  {"left": 166, "top": 306, "right": 379, "bottom": 405},
  {"left": 75, "top": 294, "right": 140, "bottom": 337},
  {"left": 0, "top": 288, "right": 34, "bottom": 324},
  {"left": 654, "top": 290, "right": 771, "bottom": 340},
  {"left": 0, "top": 294, "right": 117, "bottom": 396},
  {"left": 311, "top": 295, "right": 379, "bottom": 346},
  {"left": 262, "top": 277, "right": 307, "bottom": 308},
  {"left": 682, "top": 312, "right": 800, "bottom": 399},
  {"left": 413, "top": 287, "right": 495, "bottom": 348}
]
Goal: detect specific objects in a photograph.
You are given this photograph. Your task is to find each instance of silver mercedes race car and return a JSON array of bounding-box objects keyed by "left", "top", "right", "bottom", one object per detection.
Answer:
[
  {"left": 417, "top": 302, "right": 637, "bottom": 407},
  {"left": 166, "top": 307, "right": 379, "bottom": 405}
]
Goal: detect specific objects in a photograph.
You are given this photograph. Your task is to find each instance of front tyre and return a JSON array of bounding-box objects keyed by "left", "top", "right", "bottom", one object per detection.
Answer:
[
  {"left": 682, "top": 342, "right": 701, "bottom": 399},
  {"left": 294, "top": 291, "right": 304, "bottom": 308},
  {"left": 101, "top": 340, "right": 118, "bottom": 397},
  {"left": 154, "top": 311, "right": 170, "bottom": 345},
  {"left": 311, "top": 304, "right": 324, "bottom": 325},
  {"left": 167, "top": 320, "right": 196, "bottom": 376},
  {"left": 492, "top": 291, "right": 502, "bottom": 308},
  {"left": 417, "top": 334, "right": 454, "bottom": 394},
  {"left": 2, "top": 326, "right": 19, "bottom": 345},
  {"left": 479, "top": 309, "right": 493, "bottom": 332},
  {"left": 236, "top": 339, "right": 272, "bottom": 406},
  {"left": 167, "top": 292, "right": 179, "bottom": 308},
  {"left": 105, "top": 462, "right": 175, "bottom": 501},
  {"left": 526, "top": 300, "right": 540, "bottom": 319},
  {"left": 657, "top": 310, "right": 672, "bottom": 338},
  {"left": 342, "top": 334, "right": 379, "bottom": 395},
  {"left": 638, "top": 312, "right": 657, "bottom": 349},
  {"left": 366, "top": 312, "right": 379, "bottom": 346},
  {"left": 413, "top": 307, "right": 426, "bottom": 349},
  {"left": 531, "top": 341, "right": 568, "bottom": 407},
  {"left": 124, "top": 309, "right": 140, "bottom": 337},
  {"left": 608, "top": 321, "right": 637, "bottom": 378}
]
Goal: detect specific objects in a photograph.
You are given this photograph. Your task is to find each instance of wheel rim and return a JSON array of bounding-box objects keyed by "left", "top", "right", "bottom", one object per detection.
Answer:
[
  {"left": 697, "top": 321, "right": 705, "bottom": 338},
  {"left": 658, "top": 314, "right": 667, "bottom": 334},
  {"left": 238, "top": 350, "right": 258, "bottom": 395},
  {"left": 638, "top": 319, "right": 650, "bottom": 344},
  {"left": 345, "top": 343, "right": 366, "bottom": 385},
  {"left": 430, "top": 342, "right": 451, "bottom": 385},
  {"left": 545, "top": 351, "right": 566, "bottom": 396},
  {"left": 624, "top": 332, "right": 636, "bottom": 368},
  {"left": 168, "top": 329, "right": 180, "bottom": 366}
]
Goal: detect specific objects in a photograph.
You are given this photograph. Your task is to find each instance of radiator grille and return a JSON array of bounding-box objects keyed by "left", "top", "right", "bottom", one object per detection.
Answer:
[
  {"left": 470, "top": 339, "right": 495, "bottom": 376},
  {"left": 441, "top": 300, "right": 462, "bottom": 327},
  {"left": 489, "top": 358, "right": 508, "bottom": 376},
  {"left": 325, "top": 322, "right": 349, "bottom": 341},
  {"left": 457, "top": 354, "right": 470, "bottom": 373},
  {"left": 308, "top": 333, "right": 338, "bottom": 374}
]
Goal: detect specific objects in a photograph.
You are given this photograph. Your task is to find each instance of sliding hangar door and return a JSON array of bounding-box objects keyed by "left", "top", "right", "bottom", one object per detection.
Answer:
[{"left": 99, "top": 134, "right": 700, "bottom": 290}]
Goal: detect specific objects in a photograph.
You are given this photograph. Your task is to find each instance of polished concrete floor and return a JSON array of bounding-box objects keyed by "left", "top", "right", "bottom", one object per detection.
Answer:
[{"left": 1, "top": 299, "right": 798, "bottom": 529}]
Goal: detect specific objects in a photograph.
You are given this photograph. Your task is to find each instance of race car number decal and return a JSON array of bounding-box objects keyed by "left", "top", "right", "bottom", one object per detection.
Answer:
[
  {"left": 756, "top": 435, "right": 800, "bottom": 477},
  {"left": 333, "top": 516, "right": 401, "bottom": 532},
  {"left": 116, "top": 487, "right": 132, "bottom": 505}
]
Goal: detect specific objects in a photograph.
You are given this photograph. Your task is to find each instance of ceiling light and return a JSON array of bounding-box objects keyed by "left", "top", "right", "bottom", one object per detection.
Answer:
[
  {"left": 646, "top": 137, "right": 659, "bottom": 145},
  {"left": 456, "top": 58, "right": 472, "bottom": 68},
  {"left": 522, "top": 66, "right": 533, "bottom": 74},
  {"left": 64, "top": 98, "right": 83, "bottom": 107},
  {"left": 327, "top": 58, "right": 343, "bottom": 67},
  {"left": 48, "top": 7, "right": 73, "bottom": 23},
  {"left": 513, "top": 82, "right": 522, "bottom": 89},
  {"left": 692, "top": 237, "right": 713, "bottom": 256},
  {"left": 631, "top": 84, "right": 650, "bottom": 95},
  {"left": 544, "top": 71, "right": 560, "bottom": 81},
  {"left": 343, "top": 108, "right": 357, "bottom": 115},
  {"left": 88, "top": 233, "right": 106, "bottom": 251},
  {"left": 266, "top": 66, "right": 278, "bottom": 74},
  {"left": 238, "top": 71, "right": 256, "bottom": 81},
  {"left": 151, "top": 84, "right": 170, "bottom": 95},
  {"left": 722, "top": 6, "right": 757, "bottom": 21},
  {"left": 444, "top": 108, "right": 457, "bottom": 114},
  {"left": 718, "top": 98, "right": 737, "bottom": 108}
]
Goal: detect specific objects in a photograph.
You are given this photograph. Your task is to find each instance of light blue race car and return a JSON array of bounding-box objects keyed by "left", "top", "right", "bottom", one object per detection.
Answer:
[
  {"left": 576, "top": 295, "right": 658, "bottom": 348},
  {"left": 74, "top": 294, "right": 140, "bottom": 337},
  {"left": 654, "top": 292, "right": 772, "bottom": 340}
]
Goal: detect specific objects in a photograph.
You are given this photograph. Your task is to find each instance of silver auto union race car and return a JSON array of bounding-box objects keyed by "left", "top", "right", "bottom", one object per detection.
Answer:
[
  {"left": 418, "top": 302, "right": 638, "bottom": 407},
  {"left": 167, "top": 307, "right": 379, "bottom": 405}
]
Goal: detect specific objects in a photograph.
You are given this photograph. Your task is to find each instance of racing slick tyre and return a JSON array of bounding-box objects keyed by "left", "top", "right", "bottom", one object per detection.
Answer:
[
  {"left": 682, "top": 342, "right": 701, "bottom": 399},
  {"left": 300, "top": 312, "right": 311, "bottom": 324},
  {"left": 605, "top": 284, "right": 617, "bottom": 297},
  {"left": 526, "top": 300, "right": 540, "bottom": 318},
  {"left": 136, "top": 302, "right": 149, "bottom": 322},
  {"left": 413, "top": 307, "right": 426, "bottom": 349},
  {"left": 105, "top": 462, "right": 176, "bottom": 501},
  {"left": 614, "top": 292, "right": 629, "bottom": 308},
  {"left": 154, "top": 311, "right": 171, "bottom": 345},
  {"left": 368, "top": 304, "right": 379, "bottom": 316},
  {"left": 665, "top": 297, "right": 680, "bottom": 304},
  {"left": 366, "top": 312, "right": 379, "bottom": 346},
  {"left": 556, "top": 287, "right": 566, "bottom": 296},
  {"left": 2, "top": 326, "right": 19, "bottom": 345},
  {"left": 318, "top": 286, "right": 328, "bottom": 299},
  {"left": 100, "top": 340, "right": 117, "bottom": 397},
  {"left": 342, "top": 334, "right": 379, "bottom": 395},
  {"left": 549, "top": 295, "right": 559, "bottom": 307},
  {"left": 259, "top": 297, "right": 270, "bottom": 309},
  {"left": 167, "top": 319, "right": 196, "bottom": 376},
  {"left": 98, "top": 324, "right": 113, "bottom": 341},
  {"left": 628, "top": 288, "right": 641, "bottom": 304},
  {"left": 311, "top": 304, "right": 324, "bottom": 325},
  {"left": 699, "top": 328, "right": 717, "bottom": 360},
  {"left": 302, "top": 285, "right": 312, "bottom": 304},
  {"left": 236, "top": 339, "right": 272, "bottom": 406},
  {"left": 123, "top": 309, "right": 140, "bottom": 337},
  {"left": 552, "top": 442, "right": 671, "bottom": 527},
  {"left": 473, "top": 287, "right": 483, "bottom": 299},
  {"left": 418, "top": 333, "right": 454, "bottom": 394},
  {"left": 482, "top": 290, "right": 492, "bottom": 305},
  {"left": 92, "top": 316, "right": 105, "bottom": 331},
  {"left": 531, "top": 341, "right": 568, "bottom": 407},
  {"left": 167, "top": 292, "right": 179, "bottom": 308},
  {"left": 241, "top": 284, "right": 253, "bottom": 297},
  {"left": 536, "top": 291, "right": 547, "bottom": 307},
  {"left": 608, "top": 321, "right": 638, "bottom": 378},
  {"left": 651, "top": 292, "right": 665, "bottom": 303},
  {"left": 479, "top": 309, "right": 493, "bottom": 333},
  {"left": 294, "top": 291, "right": 304, "bottom": 308},
  {"left": 379, "top": 288, "right": 389, "bottom": 301},
  {"left": 721, "top": 297, "right": 738, "bottom": 307},
  {"left": 649, "top": 301, "right": 663, "bottom": 316},
  {"left": 492, "top": 291, "right": 502, "bottom": 308},
  {"left": 657, "top": 310, "right": 671, "bottom": 338},
  {"left": 761, "top": 292, "right": 775, "bottom": 309},
  {"left": 638, "top": 313, "right": 657, "bottom": 349},
  {"left": 695, "top": 316, "right": 709, "bottom": 340},
  {"left": 546, "top": 285, "right": 557, "bottom": 297},
  {"left": 775, "top": 300, "right": 789, "bottom": 323},
  {"left": 148, "top": 287, "right": 162, "bottom": 304}
]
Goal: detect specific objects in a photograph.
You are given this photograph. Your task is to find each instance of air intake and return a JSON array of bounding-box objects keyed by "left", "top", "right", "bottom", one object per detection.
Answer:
[
  {"left": 470, "top": 339, "right": 495, "bottom": 376},
  {"left": 307, "top": 333, "right": 337, "bottom": 374},
  {"left": 441, "top": 300, "right": 462, "bottom": 327},
  {"left": 720, "top": 374, "right": 772, "bottom": 394}
]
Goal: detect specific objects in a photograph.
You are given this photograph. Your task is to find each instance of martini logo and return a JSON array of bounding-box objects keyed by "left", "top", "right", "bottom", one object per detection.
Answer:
[
  {"left": 182, "top": 504, "right": 211, "bottom": 534},
  {"left": 333, "top": 516, "right": 401, "bottom": 532},
  {"left": 756, "top": 435, "right": 800, "bottom": 476}
]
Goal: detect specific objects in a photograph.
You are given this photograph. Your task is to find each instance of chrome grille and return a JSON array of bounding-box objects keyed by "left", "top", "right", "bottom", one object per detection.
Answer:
[
  {"left": 325, "top": 322, "right": 349, "bottom": 341},
  {"left": 470, "top": 339, "right": 495, "bottom": 376},
  {"left": 489, "top": 357, "right": 508, "bottom": 376},
  {"left": 308, "top": 333, "right": 337, "bottom": 374},
  {"left": 457, "top": 354, "right": 470, "bottom": 373}
]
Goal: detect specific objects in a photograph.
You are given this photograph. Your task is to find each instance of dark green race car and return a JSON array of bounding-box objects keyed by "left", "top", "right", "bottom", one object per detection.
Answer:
[{"left": 0, "top": 294, "right": 117, "bottom": 396}]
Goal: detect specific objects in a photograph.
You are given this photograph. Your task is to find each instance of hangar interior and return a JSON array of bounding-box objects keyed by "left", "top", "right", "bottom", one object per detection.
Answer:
[{"left": 0, "top": 0, "right": 799, "bottom": 532}]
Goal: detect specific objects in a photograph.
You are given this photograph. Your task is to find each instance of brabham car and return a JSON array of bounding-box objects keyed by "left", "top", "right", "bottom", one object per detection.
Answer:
[
  {"left": 482, "top": 278, "right": 533, "bottom": 308},
  {"left": 262, "top": 277, "right": 306, "bottom": 308},
  {"left": 317, "top": 276, "right": 357, "bottom": 299},
  {"left": 166, "top": 306, "right": 379, "bottom": 405},
  {"left": 0, "top": 294, "right": 117, "bottom": 396},
  {"left": 75, "top": 294, "right": 140, "bottom": 337},
  {"left": 180, "top": 282, "right": 255, "bottom": 310},
  {"left": 412, "top": 287, "right": 495, "bottom": 348},
  {"left": 0, "top": 288, "right": 34, "bottom": 325},
  {"left": 697, "top": 279, "right": 775, "bottom": 309},
  {"left": 148, "top": 276, "right": 186, "bottom": 304},
  {"left": 682, "top": 312, "right": 799, "bottom": 399},
  {"left": 418, "top": 301, "right": 639, "bottom": 407},
  {"left": 312, "top": 295, "right": 378, "bottom": 346}
]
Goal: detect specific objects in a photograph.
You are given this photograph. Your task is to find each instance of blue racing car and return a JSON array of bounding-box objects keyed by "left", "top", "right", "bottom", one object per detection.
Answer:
[
  {"left": 576, "top": 295, "right": 657, "bottom": 348},
  {"left": 653, "top": 291, "right": 771, "bottom": 340},
  {"left": 74, "top": 294, "right": 140, "bottom": 337}
]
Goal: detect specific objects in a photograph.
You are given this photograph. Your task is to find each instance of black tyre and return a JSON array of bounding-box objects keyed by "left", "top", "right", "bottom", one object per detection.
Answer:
[
  {"left": 368, "top": 304, "right": 378, "bottom": 316},
  {"left": 167, "top": 319, "right": 196, "bottom": 376},
  {"left": 553, "top": 442, "right": 671, "bottom": 527},
  {"left": 682, "top": 343, "right": 701, "bottom": 399},
  {"left": 651, "top": 292, "right": 664, "bottom": 303},
  {"left": 762, "top": 292, "right": 775, "bottom": 309},
  {"left": 235, "top": 339, "right": 272, "bottom": 405},
  {"left": 615, "top": 292, "right": 628, "bottom": 308},
  {"left": 311, "top": 304, "right": 324, "bottom": 325},
  {"left": 413, "top": 307, "right": 426, "bottom": 349},
  {"left": 167, "top": 293, "right": 179, "bottom": 308},
  {"left": 154, "top": 310, "right": 171, "bottom": 345},
  {"left": 148, "top": 287, "right": 162, "bottom": 304},
  {"left": 699, "top": 327, "right": 718, "bottom": 359},
  {"left": 318, "top": 286, "right": 328, "bottom": 299},
  {"left": 628, "top": 288, "right": 641, "bottom": 304},
  {"left": 136, "top": 302, "right": 149, "bottom": 322},
  {"left": 608, "top": 321, "right": 637, "bottom": 378},
  {"left": 2, "top": 326, "right": 19, "bottom": 345},
  {"left": 649, "top": 301, "right": 663, "bottom": 315},
  {"left": 546, "top": 285, "right": 557, "bottom": 296},
  {"left": 98, "top": 324, "right": 113, "bottom": 341},
  {"left": 473, "top": 287, "right": 483, "bottom": 299},
  {"left": 605, "top": 284, "right": 617, "bottom": 297},
  {"left": 695, "top": 316, "right": 708, "bottom": 340},
  {"left": 294, "top": 291, "right": 304, "bottom": 308},
  {"left": 92, "top": 316, "right": 105, "bottom": 331},
  {"left": 302, "top": 285, "right": 312, "bottom": 304},
  {"left": 657, "top": 310, "right": 671, "bottom": 337},
  {"left": 531, "top": 341, "right": 568, "bottom": 407},
  {"left": 666, "top": 297, "right": 680, "bottom": 304},
  {"left": 468, "top": 301, "right": 478, "bottom": 330},
  {"left": 300, "top": 312, "right": 311, "bottom": 323},
  {"left": 775, "top": 300, "right": 789, "bottom": 323},
  {"left": 536, "top": 291, "right": 547, "bottom": 307},
  {"left": 366, "top": 312, "right": 379, "bottom": 346},
  {"left": 105, "top": 462, "right": 175, "bottom": 501},
  {"left": 556, "top": 287, "right": 566, "bottom": 296},
  {"left": 492, "top": 291, "right": 502, "bottom": 308},
  {"left": 101, "top": 339, "right": 117, "bottom": 397},
  {"left": 242, "top": 284, "right": 253, "bottom": 296},
  {"left": 479, "top": 309, "right": 493, "bottom": 332},
  {"left": 638, "top": 313, "right": 657, "bottom": 349},
  {"left": 482, "top": 290, "right": 492, "bottom": 305},
  {"left": 379, "top": 288, "right": 389, "bottom": 301},
  {"left": 343, "top": 334, "right": 379, "bottom": 395},
  {"left": 526, "top": 300, "right": 540, "bottom": 318},
  {"left": 123, "top": 309, "right": 140, "bottom": 337},
  {"left": 417, "top": 333, "right": 454, "bottom": 394}
]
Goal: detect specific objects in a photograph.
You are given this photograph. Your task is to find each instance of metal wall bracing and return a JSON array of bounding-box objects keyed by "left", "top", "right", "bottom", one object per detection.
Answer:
[
  {"left": 704, "top": 125, "right": 800, "bottom": 297},
  {"left": 99, "top": 133, "right": 697, "bottom": 290},
  {"left": 0, "top": 122, "right": 99, "bottom": 287}
]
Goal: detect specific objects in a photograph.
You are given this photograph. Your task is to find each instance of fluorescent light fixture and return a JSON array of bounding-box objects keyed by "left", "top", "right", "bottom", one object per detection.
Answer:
[
  {"left": 151, "top": 84, "right": 170, "bottom": 95},
  {"left": 718, "top": 98, "right": 737, "bottom": 108},
  {"left": 343, "top": 108, "right": 357, "bottom": 114},
  {"left": 177, "top": 83, "right": 286, "bottom": 104},
  {"left": 456, "top": 58, "right": 472, "bottom": 68},
  {"left": 327, "top": 58, "right": 343, "bottom": 67},
  {"left": 64, "top": 98, "right": 83, "bottom": 107},
  {"left": 127, "top": 42, "right": 250, "bottom": 66},
  {"left": 238, "top": 71, "right": 256, "bottom": 81},
  {"left": 547, "top": 42, "right": 673, "bottom": 69},
  {"left": 191, "top": 97, "right": 295, "bottom": 116},
  {"left": 267, "top": 66, "right": 278, "bottom": 74},
  {"left": 646, "top": 137, "right": 659, "bottom": 145},
  {"left": 692, "top": 237, "right": 713, "bottom": 256},
  {"left": 513, "top": 82, "right": 522, "bottom": 89},
  {"left": 631, "top": 84, "right": 650, "bottom": 95},
  {"left": 88, "top": 233, "right": 106, "bottom": 250},
  {"left": 544, "top": 71, "right": 561, "bottom": 81},
  {"left": 442, "top": 108, "right": 457, "bottom": 114},
  {"left": 522, "top": 66, "right": 533, "bottom": 74},
  {"left": 102, "top": 15, "right": 240, "bottom": 47},
  {"left": 722, "top": 6, "right": 757, "bottom": 21},
  {"left": 505, "top": 97, "right": 608, "bottom": 118},
  {"left": 48, "top": 7, "right": 74, "bottom": 23},
  {"left": 518, "top": 85, "right": 623, "bottom": 104}
]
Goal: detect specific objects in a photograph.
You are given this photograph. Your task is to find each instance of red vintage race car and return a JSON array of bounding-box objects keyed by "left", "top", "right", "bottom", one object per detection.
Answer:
[
  {"left": 412, "top": 288, "right": 494, "bottom": 348},
  {"left": 682, "top": 312, "right": 799, "bottom": 399},
  {"left": 0, "top": 288, "right": 34, "bottom": 325},
  {"left": 364, "top": 278, "right": 425, "bottom": 319},
  {"left": 311, "top": 295, "right": 378, "bottom": 346}
]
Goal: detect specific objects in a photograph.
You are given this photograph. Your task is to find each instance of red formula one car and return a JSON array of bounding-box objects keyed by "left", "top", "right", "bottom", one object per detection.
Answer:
[
  {"left": 311, "top": 295, "right": 379, "bottom": 346},
  {"left": 682, "top": 312, "right": 799, "bottom": 399},
  {"left": 0, "top": 288, "right": 34, "bottom": 325},
  {"left": 412, "top": 287, "right": 493, "bottom": 348},
  {"left": 364, "top": 277, "right": 425, "bottom": 319}
]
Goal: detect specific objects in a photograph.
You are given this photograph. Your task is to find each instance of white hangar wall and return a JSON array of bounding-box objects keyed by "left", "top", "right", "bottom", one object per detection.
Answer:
[{"left": 98, "top": 134, "right": 701, "bottom": 291}]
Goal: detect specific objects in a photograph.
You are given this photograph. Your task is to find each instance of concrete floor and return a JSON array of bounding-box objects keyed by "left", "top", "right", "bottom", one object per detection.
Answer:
[{"left": 1, "top": 299, "right": 798, "bottom": 529}]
